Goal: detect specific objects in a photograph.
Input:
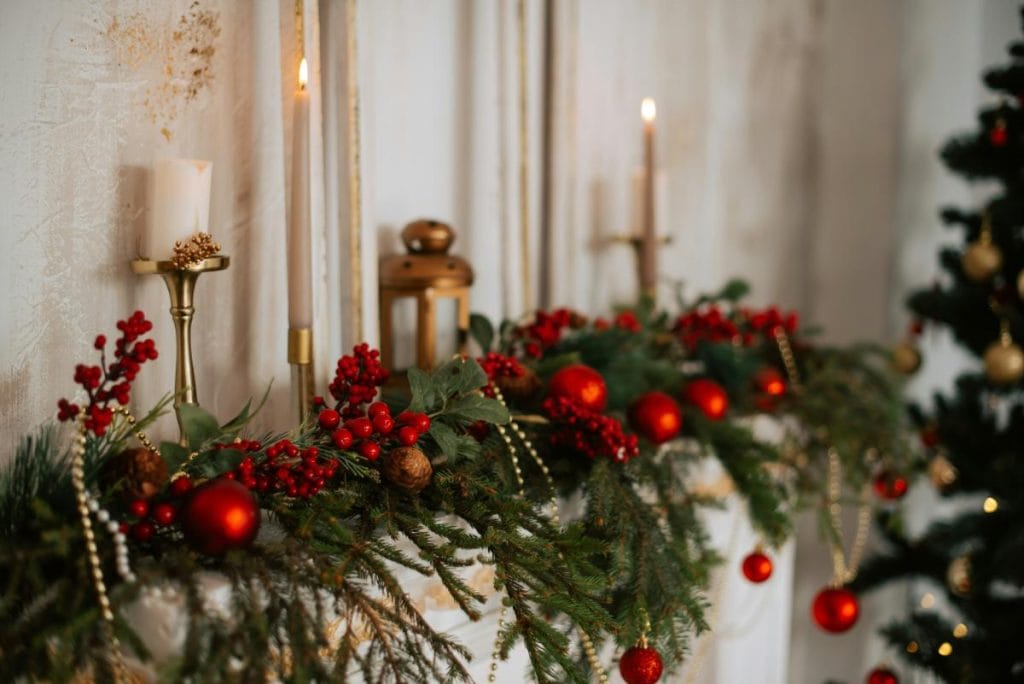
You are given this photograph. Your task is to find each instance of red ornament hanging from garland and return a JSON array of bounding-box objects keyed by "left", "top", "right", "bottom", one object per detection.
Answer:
[
  {"left": 872, "top": 470, "right": 909, "bottom": 500},
  {"left": 619, "top": 640, "right": 664, "bottom": 684},
  {"left": 990, "top": 117, "right": 1008, "bottom": 147},
  {"left": 682, "top": 378, "right": 729, "bottom": 420},
  {"left": 180, "top": 478, "right": 261, "bottom": 556},
  {"left": 741, "top": 549, "right": 773, "bottom": 583},
  {"left": 547, "top": 364, "right": 608, "bottom": 412},
  {"left": 866, "top": 665, "right": 899, "bottom": 684},
  {"left": 628, "top": 391, "right": 682, "bottom": 444},
  {"left": 754, "top": 367, "right": 786, "bottom": 397},
  {"left": 811, "top": 586, "right": 859, "bottom": 633}
]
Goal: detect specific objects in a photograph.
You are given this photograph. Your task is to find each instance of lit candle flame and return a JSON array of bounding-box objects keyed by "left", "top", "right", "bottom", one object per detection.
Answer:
[
  {"left": 298, "top": 57, "right": 309, "bottom": 90},
  {"left": 641, "top": 97, "right": 656, "bottom": 123}
]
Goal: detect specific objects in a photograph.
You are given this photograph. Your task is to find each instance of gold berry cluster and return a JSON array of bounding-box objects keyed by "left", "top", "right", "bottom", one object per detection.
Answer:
[{"left": 171, "top": 232, "right": 221, "bottom": 269}]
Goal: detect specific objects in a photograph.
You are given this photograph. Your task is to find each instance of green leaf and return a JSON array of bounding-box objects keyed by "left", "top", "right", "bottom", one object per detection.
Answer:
[
  {"left": 220, "top": 384, "right": 272, "bottom": 435},
  {"left": 433, "top": 357, "right": 488, "bottom": 398},
  {"left": 177, "top": 403, "right": 222, "bottom": 449},
  {"left": 470, "top": 313, "right": 495, "bottom": 352},
  {"left": 428, "top": 421, "right": 462, "bottom": 457},
  {"left": 159, "top": 442, "right": 190, "bottom": 474},
  {"left": 407, "top": 368, "right": 438, "bottom": 413},
  {"left": 446, "top": 394, "right": 510, "bottom": 425}
]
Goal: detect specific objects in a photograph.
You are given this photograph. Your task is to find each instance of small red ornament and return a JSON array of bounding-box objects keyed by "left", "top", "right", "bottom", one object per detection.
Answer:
[
  {"left": 682, "top": 378, "right": 729, "bottom": 420},
  {"left": 181, "top": 478, "right": 261, "bottom": 556},
  {"left": 318, "top": 408, "right": 341, "bottom": 431},
  {"left": 811, "top": 586, "right": 859, "bottom": 633},
  {"left": 151, "top": 502, "right": 176, "bottom": 526},
  {"left": 872, "top": 470, "right": 909, "bottom": 500},
  {"left": 170, "top": 475, "right": 193, "bottom": 497},
  {"left": 628, "top": 391, "right": 682, "bottom": 444},
  {"left": 990, "top": 119, "right": 1008, "bottom": 147},
  {"left": 619, "top": 643, "right": 664, "bottom": 684},
  {"left": 866, "top": 665, "right": 899, "bottom": 684},
  {"left": 741, "top": 550, "right": 773, "bottom": 583},
  {"left": 547, "top": 364, "right": 608, "bottom": 412},
  {"left": 754, "top": 367, "right": 786, "bottom": 397}
]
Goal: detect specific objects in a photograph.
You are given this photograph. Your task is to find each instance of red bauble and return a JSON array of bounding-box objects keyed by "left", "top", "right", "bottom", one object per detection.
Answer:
[
  {"left": 866, "top": 666, "right": 899, "bottom": 684},
  {"left": 682, "top": 378, "right": 729, "bottom": 420},
  {"left": 872, "top": 470, "right": 908, "bottom": 500},
  {"left": 619, "top": 644, "right": 664, "bottom": 684},
  {"left": 629, "top": 391, "right": 682, "bottom": 444},
  {"left": 991, "top": 122, "right": 1008, "bottom": 147},
  {"left": 181, "top": 478, "right": 260, "bottom": 555},
  {"left": 741, "top": 550, "right": 773, "bottom": 583},
  {"left": 754, "top": 367, "right": 786, "bottom": 397},
  {"left": 547, "top": 364, "right": 608, "bottom": 412},
  {"left": 811, "top": 586, "right": 859, "bottom": 633}
]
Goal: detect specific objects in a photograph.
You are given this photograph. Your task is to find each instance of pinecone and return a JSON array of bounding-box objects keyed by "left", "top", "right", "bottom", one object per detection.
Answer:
[
  {"left": 99, "top": 447, "right": 169, "bottom": 500},
  {"left": 382, "top": 447, "right": 433, "bottom": 493},
  {"left": 496, "top": 367, "right": 542, "bottom": 402}
]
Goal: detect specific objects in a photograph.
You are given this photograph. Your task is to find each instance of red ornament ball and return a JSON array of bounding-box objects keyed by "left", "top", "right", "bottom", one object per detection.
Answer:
[
  {"left": 866, "top": 666, "right": 899, "bottom": 684},
  {"left": 629, "top": 391, "right": 682, "bottom": 444},
  {"left": 181, "top": 478, "right": 260, "bottom": 556},
  {"left": 811, "top": 586, "right": 859, "bottom": 633},
  {"left": 619, "top": 644, "right": 664, "bottom": 684},
  {"left": 873, "top": 470, "right": 909, "bottom": 500},
  {"left": 547, "top": 364, "right": 608, "bottom": 412},
  {"left": 991, "top": 123, "right": 1008, "bottom": 147},
  {"left": 754, "top": 367, "right": 786, "bottom": 397},
  {"left": 682, "top": 378, "right": 729, "bottom": 420},
  {"left": 741, "top": 550, "right": 773, "bottom": 583}
]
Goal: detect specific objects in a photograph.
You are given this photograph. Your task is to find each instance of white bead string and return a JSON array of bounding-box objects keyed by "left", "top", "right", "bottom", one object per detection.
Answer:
[{"left": 84, "top": 490, "right": 136, "bottom": 584}]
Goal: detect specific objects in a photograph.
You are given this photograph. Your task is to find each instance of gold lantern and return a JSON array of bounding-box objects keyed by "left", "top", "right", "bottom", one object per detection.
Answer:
[{"left": 379, "top": 220, "right": 474, "bottom": 372}]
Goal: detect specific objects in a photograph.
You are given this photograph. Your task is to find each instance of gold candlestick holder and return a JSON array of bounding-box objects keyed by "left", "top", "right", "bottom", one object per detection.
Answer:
[
  {"left": 288, "top": 326, "right": 314, "bottom": 422},
  {"left": 131, "top": 255, "right": 230, "bottom": 441},
  {"left": 610, "top": 233, "right": 672, "bottom": 302}
]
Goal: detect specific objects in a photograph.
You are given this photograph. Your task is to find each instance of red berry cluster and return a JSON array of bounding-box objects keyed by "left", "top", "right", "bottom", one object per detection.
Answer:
[
  {"left": 613, "top": 310, "right": 642, "bottom": 333},
  {"left": 222, "top": 439, "right": 341, "bottom": 498},
  {"left": 674, "top": 305, "right": 799, "bottom": 351},
  {"left": 329, "top": 343, "right": 390, "bottom": 417},
  {"left": 126, "top": 497, "right": 178, "bottom": 542},
  {"left": 477, "top": 352, "right": 525, "bottom": 397},
  {"left": 57, "top": 311, "right": 158, "bottom": 435},
  {"left": 318, "top": 401, "right": 430, "bottom": 462},
  {"left": 515, "top": 308, "right": 576, "bottom": 358},
  {"left": 542, "top": 396, "right": 639, "bottom": 463}
]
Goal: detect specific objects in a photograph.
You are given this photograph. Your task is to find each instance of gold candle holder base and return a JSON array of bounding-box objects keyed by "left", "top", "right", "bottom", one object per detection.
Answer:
[
  {"left": 288, "top": 326, "right": 315, "bottom": 422},
  {"left": 131, "top": 256, "right": 230, "bottom": 442}
]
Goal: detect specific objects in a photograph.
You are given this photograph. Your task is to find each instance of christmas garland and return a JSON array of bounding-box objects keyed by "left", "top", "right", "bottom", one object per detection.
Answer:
[{"left": 0, "top": 282, "right": 911, "bottom": 683}]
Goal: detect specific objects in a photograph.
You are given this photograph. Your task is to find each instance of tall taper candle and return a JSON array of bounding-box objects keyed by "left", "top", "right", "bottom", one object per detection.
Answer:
[
  {"left": 147, "top": 159, "right": 212, "bottom": 260},
  {"left": 288, "top": 58, "right": 313, "bottom": 328},
  {"left": 640, "top": 97, "right": 657, "bottom": 298}
]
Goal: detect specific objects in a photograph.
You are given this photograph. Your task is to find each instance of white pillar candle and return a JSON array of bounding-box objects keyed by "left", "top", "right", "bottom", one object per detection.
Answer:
[
  {"left": 288, "top": 58, "right": 313, "bottom": 329},
  {"left": 146, "top": 159, "right": 213, "bottom": 261}
]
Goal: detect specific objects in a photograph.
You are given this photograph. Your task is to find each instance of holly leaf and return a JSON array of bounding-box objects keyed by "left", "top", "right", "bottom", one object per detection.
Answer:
[
  {"left": 470, "top": 313, "right": 495, "bottom": 352},
  {"left": 178, "top": 403, "right": 222, "bottom": 449},
  {"left": 428, "top": 421, "right": 461, "bottom": 457},
  {"left": 159, "top": 442, "right": 190, "bottom": 474},
  {"left": 408, "top": 368, "right": 439, "bottom": 413},
  {"left": 445, "top": 394, "right": 510, "bottom": 426},
  {"left": 433, "top": 357, "right": 488, "bottom": 398}
]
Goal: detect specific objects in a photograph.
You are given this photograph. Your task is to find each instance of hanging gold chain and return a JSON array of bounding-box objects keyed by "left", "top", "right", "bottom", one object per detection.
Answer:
[{"left": 826, "top": 449, "right": 872, "bottom": 585}]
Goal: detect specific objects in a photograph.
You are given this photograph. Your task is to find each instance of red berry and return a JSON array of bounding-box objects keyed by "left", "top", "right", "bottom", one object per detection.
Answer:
[
  {"left": 360, "top": 441, "right": 381, "bottom": 461},
  {"left": 411, "top": 413, "right": 431, "bottom": 433},
  {"left": 332, "top": 428, "right": 354, "bottom": 449},
  {"left": 130, "top": 520, "right": 155, "bottom": 542},
  {"left": 151, "top": 502, "right": 176, "bottom": 526},
  {"left": 318, "top": 409, "right": 341, "bottom": 431},
  {"left": 368, "top": 401, "right": 391, "bottom": 418},
  {"left": 346, "top": 417, "right": 373, "bottom": 439},
  {"left": 397, "top": 411, "right": 415, "bottom": 425},
  {"left": 129, "top": 499, "right": 149, "bottom": 518},
  {"left": 372, "top": 415, "right": 395, "bottom": 435},
  {"left": 397, "top": 425, "right": 420, "bottom": 446},
  {"left": 170, "top": 476, "right": 193, "bottom": 497}
]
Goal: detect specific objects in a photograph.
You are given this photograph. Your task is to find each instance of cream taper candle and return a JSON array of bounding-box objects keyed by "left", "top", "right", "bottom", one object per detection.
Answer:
[
  {"left": 147, "top": 159, "right": 213, "bottom": 260},
  {"left": 287, "top": 58, "right": 313, "bottom": 329}
]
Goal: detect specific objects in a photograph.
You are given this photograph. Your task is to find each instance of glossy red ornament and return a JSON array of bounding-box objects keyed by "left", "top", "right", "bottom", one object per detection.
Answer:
[
  {"left": 754, "top": 367, "right": 786, "bottom": 397},
  {"left": 619, "top": 644, "right": 664, "bottom": 684},
  {"left": 628, "top": 391, "right": 682, "bottom": 444},
  {"left": 181, "top": 478, "right": 260, "bottom": 555},
  {"left": 872, "top": 470, "right": 909, "bottom": 500},
  {"left": 741, "top": 550, "right": 773, "bottom": 583},
  {"left": 991, "top": 121, "right": 1008, "bottom": 147},
  {"left": 547, "top": 364, "right": 608, "bottom": 412},
  {"left": 811, "top": 586, "right": 859, "bottom": 633},
  {"left": 682, "top": 378, "right": 729, "bottom": 420},
  {"left": 866, "top": 666, "right": 899, "bottom": 684}
]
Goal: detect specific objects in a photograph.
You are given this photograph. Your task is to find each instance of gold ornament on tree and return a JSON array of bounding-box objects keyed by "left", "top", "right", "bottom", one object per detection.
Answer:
[
  {"left": 891, "top": 340, "right": 922, "bottom": 375},
  {"left": 983, "top": 318, "right": 1024, "bottom": 385},
  {"left": 947, "top": 555, "right": 972, "bottom": 596},
  {"left": 962, "top": 212, "right": 1002, "bottom": 282},
  {"left": 928, "top": 454, "right": 958, "bottom": 491},
  {"left": 382, "top": 446, "right": 433, "bottom": 493}
]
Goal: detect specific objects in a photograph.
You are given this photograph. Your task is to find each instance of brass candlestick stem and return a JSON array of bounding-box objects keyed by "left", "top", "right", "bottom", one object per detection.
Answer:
[
  {"left": 131, "top": 256, "right": 229, "bottom": 441},
  {"left": 288, "top": 326, "right": 314, "bottom": 421},
  {"left": 610, "top": 233, "right": 672, "bottom": 302}
]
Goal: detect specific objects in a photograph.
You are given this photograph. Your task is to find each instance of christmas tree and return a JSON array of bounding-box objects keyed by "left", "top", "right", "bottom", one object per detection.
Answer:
[{"left": 854, "top": 10, "right": 1024, "bottom": 682}]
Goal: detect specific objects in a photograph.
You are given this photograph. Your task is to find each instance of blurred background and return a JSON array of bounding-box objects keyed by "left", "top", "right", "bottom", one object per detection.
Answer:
[{"left": 0, "top": 1, "right": 1017, "bottom": 680}]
